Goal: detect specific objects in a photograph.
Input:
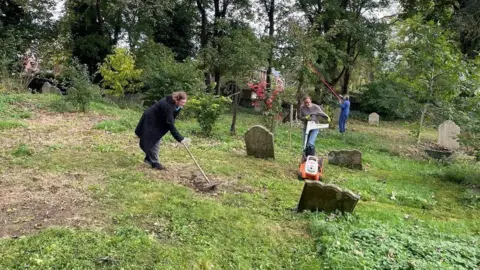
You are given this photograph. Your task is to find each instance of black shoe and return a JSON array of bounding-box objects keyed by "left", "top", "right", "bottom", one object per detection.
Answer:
[
  {"left": 144, "top": 157, "right": 153, "bottom": 166},
  {"left": 152, "top": 163, "right": 166, "bottom": 170}
]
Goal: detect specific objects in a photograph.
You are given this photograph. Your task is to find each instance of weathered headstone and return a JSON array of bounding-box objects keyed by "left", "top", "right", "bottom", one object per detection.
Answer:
[
  {"left": 438, "top": 120, "right": 461, "bottom": 150},
  {"left": 332, "top": 108, "right": 341, "bottom": 127},
  {"left": 41, "top": 82, "right": 51, "bottom": 94},
  {"left": 328, "top": 150, "right": 362, "bottom": 170},
  {"left": 368, "top": 112, "right": 379, "bottom": 126},
  {"left": 245, "top": 125, "right": 274, "bottom": 159},
  {"left": 52, "top": 86, "right": 63, "bottom": 95},
  {"left": 297, "top": 180, "right": 360, "bottom": 213}
]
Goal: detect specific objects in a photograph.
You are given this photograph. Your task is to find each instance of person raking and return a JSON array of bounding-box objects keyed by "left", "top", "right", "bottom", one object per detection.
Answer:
[{"left": 135, "top": 91, "right": 189, "bottom": 170}]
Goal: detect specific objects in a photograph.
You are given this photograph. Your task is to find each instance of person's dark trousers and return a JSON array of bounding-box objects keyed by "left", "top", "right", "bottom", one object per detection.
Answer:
[{"left": 139, "top": 138, "right": 161, "bottom": 165}]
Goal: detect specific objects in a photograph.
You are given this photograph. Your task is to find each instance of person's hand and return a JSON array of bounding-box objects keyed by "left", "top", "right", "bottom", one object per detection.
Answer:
[
  {"left": 327, "top": 116, "right": 331, "bottom": 123},
  {"left": 181, "top": 138, "right": 191, "bottom": 146},
  {"left": 305, "top": 115, "right": 311, "bottom": 121}
]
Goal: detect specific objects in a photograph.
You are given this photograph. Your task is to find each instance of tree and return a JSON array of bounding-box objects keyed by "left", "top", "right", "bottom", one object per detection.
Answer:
[
  {"left": 135, "top": 41, "right": 204, "bottom": 105},
  {"left": 152, "top": 1, "right": 197, "bottom": 61},
  {"left": 297, "top": 0, "right": 389, "bottom": 95},
  {"left": 0, "top": 0, "right": 56, "bottom": 72},
  {"left": 389, "top": 16, "right": 464, "bottom": 143}
]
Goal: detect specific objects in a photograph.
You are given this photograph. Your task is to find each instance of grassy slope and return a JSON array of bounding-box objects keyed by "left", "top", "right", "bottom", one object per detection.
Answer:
[{"left": 0, "top": 94, "right": 478, "bottom": 269}]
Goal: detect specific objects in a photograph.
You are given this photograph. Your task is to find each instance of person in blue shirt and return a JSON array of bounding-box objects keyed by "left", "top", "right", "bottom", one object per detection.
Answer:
[{"left": 339, "top": 95, "right": 350, "bottom": 134}]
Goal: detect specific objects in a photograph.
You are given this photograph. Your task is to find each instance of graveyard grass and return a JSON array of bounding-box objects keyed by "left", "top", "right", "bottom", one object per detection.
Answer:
[{"left": 0, "top": 93, "right": 479, "bottom": 269}]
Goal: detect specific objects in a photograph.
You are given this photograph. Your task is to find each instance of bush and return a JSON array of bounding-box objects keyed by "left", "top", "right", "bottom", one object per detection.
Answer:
[
  {"left": 440, "top": 163, "right": 480, "bottom": 187},
  {"left": 187, "top": 94, "right": 231, "bottom": 136},
  {"left": 61, "top": 59, "right": 101, "bottom": 112},
  {"left": 359, "top": 79, "right": 419, "bottom": 120},
  {"left": 99, "top": 48, "right": 143, "bottom": 97},
  {"left": 135, "top": 41, "right": 203, "bottom": 105}
]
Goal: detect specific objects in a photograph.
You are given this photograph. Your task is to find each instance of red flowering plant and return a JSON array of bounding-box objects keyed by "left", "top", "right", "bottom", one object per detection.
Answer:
[{"left": 248, "top": 75, "right": 285, "bottom": 132}]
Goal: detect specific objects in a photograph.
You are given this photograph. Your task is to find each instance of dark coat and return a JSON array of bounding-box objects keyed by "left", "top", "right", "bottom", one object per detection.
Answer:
[{"left": 135, "top": 95, "right": 184, "bottom": 150}]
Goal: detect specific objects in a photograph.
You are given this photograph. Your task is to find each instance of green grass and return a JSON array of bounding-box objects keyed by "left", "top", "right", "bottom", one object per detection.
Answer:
[
  {"left": 0, "top": 120, "right": 25, "bottom": 130},
  {"left": 0, "top": 93, "right": 478, "bottom": 269}
]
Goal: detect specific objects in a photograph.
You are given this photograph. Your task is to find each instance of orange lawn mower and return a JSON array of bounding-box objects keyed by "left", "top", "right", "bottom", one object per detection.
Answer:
[{"left": 297, "top": 120, "right": 330, "bottom": 181}]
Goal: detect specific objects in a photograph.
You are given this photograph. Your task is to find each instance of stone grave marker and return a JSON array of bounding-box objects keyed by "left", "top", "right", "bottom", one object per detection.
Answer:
[
  {"left": 368, "top": 112, "right": 379, "bottom": 126},
  {"left": 297, "top": 180, "right": 360, "bottom": 213},
  {"left": 328, "top": 150, "right": 362, "bottom": 170},
  {"left": 244, "top": 125, "right": 274, "bottom": 159},
  {"left": 438, "top": 120, "right": 461, "bottom": 150}
]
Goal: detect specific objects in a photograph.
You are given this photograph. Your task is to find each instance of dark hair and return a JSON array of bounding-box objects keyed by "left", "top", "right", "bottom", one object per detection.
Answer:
[
  {"left": 303, "top": 95, "right": 311, "bottom": 102},
  {"left": 172, "top": 91, "right": 187, "bottom": 101}
]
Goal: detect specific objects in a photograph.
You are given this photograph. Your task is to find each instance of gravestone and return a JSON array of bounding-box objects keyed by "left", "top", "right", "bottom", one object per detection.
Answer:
[
  {"left": 328, "top": 150, "right": 362, "bottom": 170},
  {"left": 438, "top": 120, "right": 461, "bottom": 150},
  {"left": 297, "top": 181, "right": 360, "bottom": 213},
  {"left": 41, "top": 82, "right": 51, "bottom": 94},
  {"left": 368, "top": 113, "right": 379, "bottom": 126},
  {"left": 41, "top": 82, "right": 62, "bottom": 95},
  {"left": 332, "top": 108, "right": 341, "bottom": 127},
  {"left": 244, "top": 125, "right": 274, "bottom": 159}
]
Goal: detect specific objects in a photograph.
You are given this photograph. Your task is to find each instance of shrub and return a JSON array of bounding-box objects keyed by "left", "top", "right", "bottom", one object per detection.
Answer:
[
  {"left": 61, "top": 59, "right": 101, "bottom": 112},
  {"left": 187, "top": 93, "right": 231, "bottom": 136},
  {"left": 99, "top": 48, "right": 143, "bottom": 97}
]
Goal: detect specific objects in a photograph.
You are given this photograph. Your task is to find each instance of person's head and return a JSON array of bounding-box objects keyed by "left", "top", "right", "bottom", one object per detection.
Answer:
[
  {"left": 303, "top": 95, "right": 312, "bottom": 107},
  {"left": 343, "top": 95, "right": 350, "bottom": 101},
  {"left": 172, "top": 91, "right": 187, "bottom": 107}
]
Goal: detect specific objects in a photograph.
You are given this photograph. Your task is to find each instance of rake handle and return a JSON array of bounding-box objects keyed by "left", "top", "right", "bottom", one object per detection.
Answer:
[{"left": 183, "top": 143, "right": 211, "bottom": 183}]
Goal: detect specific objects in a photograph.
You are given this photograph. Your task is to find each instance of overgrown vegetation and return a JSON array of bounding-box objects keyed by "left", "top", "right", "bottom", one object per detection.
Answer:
[{"left": 0, "top": 94, "right": 478, "bottom": 269}]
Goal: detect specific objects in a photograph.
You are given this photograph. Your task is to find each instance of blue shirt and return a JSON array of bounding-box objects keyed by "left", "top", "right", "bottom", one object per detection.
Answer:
[{"left": 340, "top": 100, "right": 350, "bottom": 116}]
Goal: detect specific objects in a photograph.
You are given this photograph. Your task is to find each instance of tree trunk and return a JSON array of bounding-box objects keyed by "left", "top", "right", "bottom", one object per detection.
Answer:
[
  {"left": 265, "top": 0, "right": 275, "bottom": 91},
  {"left": 95, "top": 0, "right": 104, "bottom": 34},
  {"left": 230, "top": 85, "right": 240, "bottom": 135},
  {"left": 341, "top": 66, "right": 351, "bottom": 94},
  {"left": 196, "top": 0, "right": 210, "bottom": 89}
]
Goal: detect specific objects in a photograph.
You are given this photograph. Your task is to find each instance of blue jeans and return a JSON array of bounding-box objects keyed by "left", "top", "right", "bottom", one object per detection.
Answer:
[
  {"left": 303, "top": 128, "right": 319, "bottom": 147},
  {"left": 339, "top": 114, "right": 349, "bottom": 133}
]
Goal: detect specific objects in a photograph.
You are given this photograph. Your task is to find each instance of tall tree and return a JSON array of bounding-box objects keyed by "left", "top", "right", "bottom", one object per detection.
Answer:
[
  {"left": 152, "top": 0, "right": 197, "bottom": 61},
  {"left": 65, "top": 0, "right": 124, "bottom": 76},
  {"left": 297, "top": 0, "right": 389, "bottom": 94},
  {"left": 389, "top": 16, "right": 464, "bottom": 143}
]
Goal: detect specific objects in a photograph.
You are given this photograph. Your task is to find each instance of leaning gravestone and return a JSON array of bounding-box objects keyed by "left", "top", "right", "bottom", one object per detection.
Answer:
[
  {"left": 438, "top": 120, "right": 461, "bottom": 150},
  {"left": 368, "top": 112, "right": 379, "bottom": 126},
  {"left": 244, "top": 125, "right": 275, "bottom": 159},
  {"left": 297, "top": 180, "right": 360, "bottom": 213},
  {"left": 328, "top": 150, "right": 362, "bottom": 170}
]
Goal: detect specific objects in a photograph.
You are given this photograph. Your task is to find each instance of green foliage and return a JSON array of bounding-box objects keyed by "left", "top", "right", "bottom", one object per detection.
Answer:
[
  {"left": 61, "top": 59, "right": 101, "bottom": 112},
  {"left": 0, "top": 120, "right": 26, "bottom": 130},
  {"left": 11, "top": 143, "right": 33, "bottom": 157},
  {"left": 440, "top": 163, "right": 480, "bottom": 187},
  {"left": 201, "top": 24, "right": 267, "bottom": 81},
  {"left": 187, "top": 94, "right": 231, "bottom": 136},
  {"left": 99, "top": 48, "right": 143, "bottom": 97},
  {"left": 311, "top": 213, "right": 480, "bottom": 269},
  {"left": 386, "top": 16, "right": 466, "bottom": 142},
  {"left": 135, "top": 41, "right": 203, "bottom": 105},
  {"left": 359, "top": 79, "right": 419, "bottom": 120}
]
